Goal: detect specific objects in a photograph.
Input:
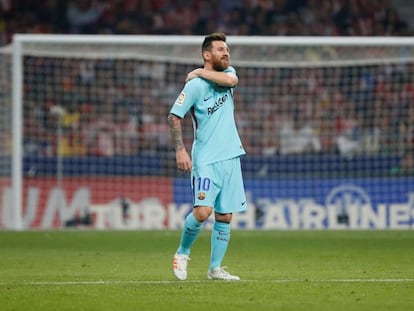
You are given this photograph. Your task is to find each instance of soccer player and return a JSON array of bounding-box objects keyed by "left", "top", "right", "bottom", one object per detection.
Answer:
[{"left": 168, "top": 32, "right": 247, "bottom": 281}]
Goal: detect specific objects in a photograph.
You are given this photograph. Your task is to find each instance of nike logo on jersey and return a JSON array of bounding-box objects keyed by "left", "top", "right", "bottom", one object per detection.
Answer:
[
  {"left": 203, "top": 96, "right": 212, "bottom": 101},
  {"left": 241, "top": 201, "right": 247, "bottom": 206}
]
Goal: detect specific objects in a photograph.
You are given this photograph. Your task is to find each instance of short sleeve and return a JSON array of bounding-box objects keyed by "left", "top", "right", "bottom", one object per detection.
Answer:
[{"left": 170, "top": 79, "right": 199, "bottom": 118}]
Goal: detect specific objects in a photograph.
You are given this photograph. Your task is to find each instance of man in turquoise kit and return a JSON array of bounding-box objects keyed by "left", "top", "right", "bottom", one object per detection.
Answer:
[{"left": 168, "top": 32, "right": 247, "bottom": 281}]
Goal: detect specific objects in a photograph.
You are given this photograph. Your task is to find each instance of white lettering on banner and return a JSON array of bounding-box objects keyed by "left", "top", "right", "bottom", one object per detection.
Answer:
[
  {"left": 302, "top": 201, "right": 325, "bottom": 229},
  {"left": 232, "top": 203, "right": 256, "bottom": 229},
  {"left": 327, "top": 204, "right": 347, "bottom": 229},
  {"left": 89, "top": 204, "right": 108, "bottom": 230},
  {"left": 168, "top": 203, "right": 192, "bottom": 229},
  {"left": 106, "top": 202, "right": 124, "bottom": 229},
  {"left": 0, "top": 186, "right": 413, "bottom": 229},
  {"left": 91, "top": 198, "right": 166, "bottom": 230},
  {"left": 389, "top": 204, "right": 411, "bottom": 229},
  {"left": 140, "top": 198, "right": 166, "bottom": 229},
  {"left": 41, "top": 187, "right": 89, "bottom": 228},
  {"left": 325, "top": 185, "right": 370, "bottom": 229},
  {"left": 24, "top": 188, "right": 39, "bottom": 228},
  {"left": 122, "top": 204, "right": 140, "bottom": 230},
  {"left": 263, "top": 202, "right": 290, "bottom": 229},
  {"left": 360, "top": 204, "right": 386, "bottom": 229}
]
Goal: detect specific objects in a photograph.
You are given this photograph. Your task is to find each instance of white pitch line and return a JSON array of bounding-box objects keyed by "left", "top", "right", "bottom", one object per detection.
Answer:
[{"left": 1, "top": 278, "right": 414, "bottom": 286}]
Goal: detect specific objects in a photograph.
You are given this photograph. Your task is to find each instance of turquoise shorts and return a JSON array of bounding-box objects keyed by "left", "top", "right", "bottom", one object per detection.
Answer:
[{"left": 191, "top": 157, "right": 247, "bottom": 214}]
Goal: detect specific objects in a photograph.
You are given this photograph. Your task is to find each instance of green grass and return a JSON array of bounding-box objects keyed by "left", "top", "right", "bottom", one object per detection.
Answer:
[{"left": 1, "top": 230, "right": 413, "bottom": 311}]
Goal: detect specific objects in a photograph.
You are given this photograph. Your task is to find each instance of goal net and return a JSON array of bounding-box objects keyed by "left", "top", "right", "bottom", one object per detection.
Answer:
[{"left": 1, "top": 35, "right": 413, "bottom": 230}]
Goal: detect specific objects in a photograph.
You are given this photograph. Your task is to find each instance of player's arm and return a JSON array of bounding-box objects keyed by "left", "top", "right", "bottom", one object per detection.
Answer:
[
  {"left": 167, "top": 113, "right": 192, "bottom": 172},
  {"left": 186, "top": 68, "right": 238, "bottom": 87}
]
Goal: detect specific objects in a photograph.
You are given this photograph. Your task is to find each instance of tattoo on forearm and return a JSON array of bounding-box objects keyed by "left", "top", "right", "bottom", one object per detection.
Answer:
[{"left": 168, "top": 114, "right": 185, "bottom": 151}]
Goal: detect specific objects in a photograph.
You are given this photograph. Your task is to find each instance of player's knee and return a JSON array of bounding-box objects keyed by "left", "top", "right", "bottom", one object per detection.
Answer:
[
  {"left": 193, "top": 206, "right": 213, "bottom": 222},
  {"left": 215, "top": 212, "right": 232, "bottom": 223}
]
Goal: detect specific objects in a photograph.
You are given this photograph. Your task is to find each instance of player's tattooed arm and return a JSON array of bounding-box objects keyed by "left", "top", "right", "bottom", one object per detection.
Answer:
[
  {"left": 168, "top": 113, "right": 185, "bottom": 151},
  {"left": 168, "top": 113, "right": 192, "bottom": 172}
]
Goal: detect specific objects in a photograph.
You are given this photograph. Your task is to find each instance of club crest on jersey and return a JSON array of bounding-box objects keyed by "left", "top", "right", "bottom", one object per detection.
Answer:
[
  {"left": 176, "top": 92, "right": 185, "bottom": 105},
  {"left": 197, "top": 192, "right": 206, "bottom": 200}
]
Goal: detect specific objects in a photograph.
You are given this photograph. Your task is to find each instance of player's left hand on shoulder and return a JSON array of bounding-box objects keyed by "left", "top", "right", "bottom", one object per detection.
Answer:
[{"left": 185, "top": 68, "right": 203, "bottom": 82}]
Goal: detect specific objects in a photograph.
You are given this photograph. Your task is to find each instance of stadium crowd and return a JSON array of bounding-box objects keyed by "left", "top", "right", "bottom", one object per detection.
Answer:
[
  {"left": 0, "top": 0, "right": 413, "bottom": 173},
  {"left": 0, "top": 0, "right": 411, "bottom": 46}
]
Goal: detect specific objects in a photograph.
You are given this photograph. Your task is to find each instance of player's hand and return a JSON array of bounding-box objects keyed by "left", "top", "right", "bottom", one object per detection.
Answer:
[
  {"left": 185, "top": 68, "right": 203, "bottom": 82},
  {"left": 176, "top": 148, "right": 192, "bottom": 172}
]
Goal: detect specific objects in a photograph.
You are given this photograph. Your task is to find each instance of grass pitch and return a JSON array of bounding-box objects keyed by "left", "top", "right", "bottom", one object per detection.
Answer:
[{"left": 1, "top": 230, "right": 413, "bottom": 311}]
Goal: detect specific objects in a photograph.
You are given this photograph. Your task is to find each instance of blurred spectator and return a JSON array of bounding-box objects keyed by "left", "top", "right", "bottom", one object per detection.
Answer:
[
  {"left": 397, "top": 106, "right": 414, "bottom": 155},
  {"left": 336, "top": 106, "right": 362, "bottom": 156},
  {"left": 139, "top": 93, "right": 170, "bottom": 154},
  {"left": 23, "top": 100, "right": 52, "bottom": 156},
  {"left": 391, "top": 151, "right": 414, "bottom": 175},
  {"left": 114, "top": 107, "right": 139, "bottom": 155},
  {"left": 66, "top": 0, "right": 105, "bottom": 34},
  {"left": 279, "top": 113, "right": 321, "bottom": 155}
]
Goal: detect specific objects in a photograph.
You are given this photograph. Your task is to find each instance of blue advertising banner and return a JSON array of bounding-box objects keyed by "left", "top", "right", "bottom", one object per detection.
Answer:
[{"left": 173, "top": 177, "right": 414, "bottom": 229}]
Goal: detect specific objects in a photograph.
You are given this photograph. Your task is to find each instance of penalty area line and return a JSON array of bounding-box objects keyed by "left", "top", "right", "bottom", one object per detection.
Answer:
[{"left": 1, "top": 278, "right": 414, "bottom": 286}]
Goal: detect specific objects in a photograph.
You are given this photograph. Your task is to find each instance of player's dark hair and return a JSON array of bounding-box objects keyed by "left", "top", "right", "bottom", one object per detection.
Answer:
[{"left": 202, "top": 32, "right": 226, "bottom": 52}]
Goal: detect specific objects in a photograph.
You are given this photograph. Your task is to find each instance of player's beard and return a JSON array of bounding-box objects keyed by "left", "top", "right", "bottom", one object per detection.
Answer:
[{"left": 212, "top": 56, "right": 229, "bottom": 71}]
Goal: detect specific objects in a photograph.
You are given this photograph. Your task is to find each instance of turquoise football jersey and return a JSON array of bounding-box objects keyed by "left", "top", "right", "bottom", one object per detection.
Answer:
[{"left": 170, "top": 66, "right": 245, "bottom": 168}]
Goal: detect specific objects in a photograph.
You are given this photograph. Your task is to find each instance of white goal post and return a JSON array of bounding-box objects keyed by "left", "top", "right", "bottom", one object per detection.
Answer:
[{"left": 2, "top": 34, "right": 414, "bottom": 230}]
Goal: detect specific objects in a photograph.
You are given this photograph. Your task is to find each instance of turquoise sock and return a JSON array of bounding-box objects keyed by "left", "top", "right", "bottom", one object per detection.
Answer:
[
  {"left": 176, "top": 212, "right": 202, "bottom": 255},
  {"left": 209, "top": 221, "right": 231, "bottom": 271}
]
